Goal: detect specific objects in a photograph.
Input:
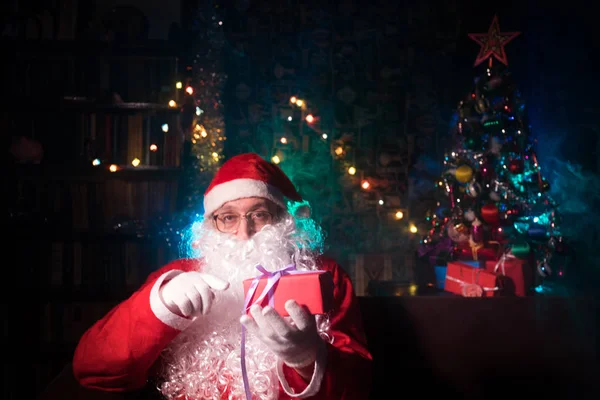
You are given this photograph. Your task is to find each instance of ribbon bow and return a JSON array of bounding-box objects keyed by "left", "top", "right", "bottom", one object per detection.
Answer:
[
  {"left": 468, "top": 237, "right": 484, "bottom": 261},
  {"left": 240, "top": 264, "right": 314, "bottom": 399},
  {"left": 494, "top": 249, "right": 516, "bottom": 276}
]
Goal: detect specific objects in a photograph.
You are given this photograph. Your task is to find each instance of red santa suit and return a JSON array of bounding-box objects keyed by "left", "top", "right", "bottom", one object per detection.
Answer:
[
  {"left": 74, "top": 153, "right": 373, "bottom": 398},
  {"left": 73, "top": 256, "right": 372, "bottom": 399}
]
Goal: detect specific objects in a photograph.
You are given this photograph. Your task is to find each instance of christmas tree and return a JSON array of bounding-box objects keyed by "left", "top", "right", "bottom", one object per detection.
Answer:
[{"left": 417, "top": 16, "right": 569, "bottom": 295}]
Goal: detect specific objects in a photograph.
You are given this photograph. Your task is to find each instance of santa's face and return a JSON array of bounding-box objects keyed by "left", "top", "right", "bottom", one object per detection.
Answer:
[
  {"left": 197, "top": 197, "right": 299, "bottom": 291},
  {"left": 211, "top": 197, "right": 281, "bottom": 240}
]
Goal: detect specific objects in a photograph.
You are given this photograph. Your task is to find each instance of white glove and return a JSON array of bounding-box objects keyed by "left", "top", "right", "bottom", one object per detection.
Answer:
[
  {"left": 160, "top": 271, "right": 229, "bottom": 318},
  {"left": 240, "top": 300, "right": 322, "bottom": 369}
]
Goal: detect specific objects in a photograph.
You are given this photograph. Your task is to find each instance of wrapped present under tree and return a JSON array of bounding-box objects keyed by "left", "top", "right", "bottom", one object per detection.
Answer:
[{"left": 444, "top": 261, "right": 500, "bottom": 297}]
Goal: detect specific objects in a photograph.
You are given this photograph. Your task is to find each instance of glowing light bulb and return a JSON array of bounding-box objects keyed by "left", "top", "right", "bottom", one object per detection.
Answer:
[
  {"left": 335, "top": 146, "right": 343, "bottom": 156},
  {"left": 395, "top": 211, "right": 404, "bottom": 220},
  {"left": 168, "top": 100, "right": 177, "bottom": 107},
  {"left": 109, "top": 164, "right": 118, "bottom": 172},
  {"left": 409, "top": 224, "right": 417, "bottom": 233},
  {"left": 271, "top": 155, "right": 280, "bottom": 164},
  {"left": 92, "top": 159, "right": 101, "bottom": 166},
  {"left": 361, "top": 180, "right": 370, "bottom": 189},
  {"left": 348, "top": 166, "right": 356, "bottom": 175},
  {"left": 290, "top": 96, "right": 297, "bottom": 104},
  {"left": 149, "top": 144, "right": 158, "bottom": 152},
  {"left": 131, "top": 158, "right": 140, "bottom": 167},
  {"left": 305, "top": 114, "right": 314, "bottom": 123},
  {"left": 162, "top": 124, "right": 169, "bottom": 132},
  {"left": 176, "top": 82, "right": 182, "bottom": 89},
  {"left": 280, "top": 137, "right": 288, "bottom": 144},
  {"left": 185, "top": 86, "right": 194, "bottom": 95}
]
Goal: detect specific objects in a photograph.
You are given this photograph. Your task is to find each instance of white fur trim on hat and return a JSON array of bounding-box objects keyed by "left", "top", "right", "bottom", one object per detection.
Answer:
[{"left": 203, "top": 178, "right": 286, "bottom": 216}]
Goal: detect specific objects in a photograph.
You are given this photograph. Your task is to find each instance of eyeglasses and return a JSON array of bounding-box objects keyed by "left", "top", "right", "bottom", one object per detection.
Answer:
[{"left": 212, "top": 210, "right": 274, "bottom": 233}]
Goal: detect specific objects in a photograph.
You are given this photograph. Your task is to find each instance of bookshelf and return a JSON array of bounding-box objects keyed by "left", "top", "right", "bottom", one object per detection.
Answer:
[{"left": 3, "top": 36, "right": 185, "bottom": 399}]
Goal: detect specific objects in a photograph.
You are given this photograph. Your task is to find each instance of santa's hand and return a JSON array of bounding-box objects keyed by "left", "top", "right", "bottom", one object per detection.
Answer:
[
  {"left": 160, "top": 271, "right": 229, "bottom": 318},
  {"left": 240, "top": 300, "right": 323, "bottom": 369}
]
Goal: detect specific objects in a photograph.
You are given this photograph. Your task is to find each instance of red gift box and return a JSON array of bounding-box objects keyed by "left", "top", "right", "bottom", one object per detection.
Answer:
[
  {"left": 455, "top": 241, "right": 503, "bottom": 266},
  {"left": 444, "top": 261, "right": 499, "bottom": 297},
  {"left": 243, "top": 271, "right": 334, "bottom": 316},
  {"left": 485, "top": 255, "right": 530, "bottom": 297}
]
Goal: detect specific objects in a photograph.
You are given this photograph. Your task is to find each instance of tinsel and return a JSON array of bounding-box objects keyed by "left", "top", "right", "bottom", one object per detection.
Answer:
[{"left": 159, "top": 329, "right": 279, "bottom": 400}]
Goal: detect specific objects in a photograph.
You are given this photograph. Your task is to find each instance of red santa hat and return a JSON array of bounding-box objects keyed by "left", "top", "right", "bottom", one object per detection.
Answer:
[{"left": 203, "top": 153, "right": 302, "bottom": 216}]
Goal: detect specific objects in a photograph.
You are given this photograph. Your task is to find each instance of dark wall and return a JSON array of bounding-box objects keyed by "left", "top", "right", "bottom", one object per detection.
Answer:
[{"left": 218, "top": 0, "right": 598, "bottom": 170}]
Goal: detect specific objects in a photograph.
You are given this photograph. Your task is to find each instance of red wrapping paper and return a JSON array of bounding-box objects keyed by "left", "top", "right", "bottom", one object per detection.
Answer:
[
  {"left": 485, "top": 257, "right": 529, "bottom": 297},
  {"left": 445, "top": 261, "right": 499, "bottom": 297},
  {"left": 243, "top": 271, "right": 335, "bottom": 316},
  {"left": 455, "top": 241, "right": 503, "bottom": 266}
]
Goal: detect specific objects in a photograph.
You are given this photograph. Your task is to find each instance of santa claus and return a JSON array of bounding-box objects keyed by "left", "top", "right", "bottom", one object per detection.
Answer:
[{"left": 73, "top": 153, "right": 372, "bottom": 399}]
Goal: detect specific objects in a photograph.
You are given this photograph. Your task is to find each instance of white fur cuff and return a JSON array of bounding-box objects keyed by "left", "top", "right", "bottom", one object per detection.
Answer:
[{"left": 276, "top": 341, "right": 327, "bottom": 398}]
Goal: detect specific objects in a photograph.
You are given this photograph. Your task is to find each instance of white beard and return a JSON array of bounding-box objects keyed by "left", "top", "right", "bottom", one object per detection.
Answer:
[{"left": 158, "top": 215, "right": 321, "bottom": 400}]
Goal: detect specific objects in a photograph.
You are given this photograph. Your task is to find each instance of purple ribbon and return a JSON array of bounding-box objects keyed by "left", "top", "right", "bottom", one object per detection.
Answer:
[{"left": 240, "top": 264, "right": 316, "bottom": 399}]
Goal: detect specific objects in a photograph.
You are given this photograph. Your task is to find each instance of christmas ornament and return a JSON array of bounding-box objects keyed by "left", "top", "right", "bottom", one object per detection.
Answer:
[
  {"left": 480, "top": 203, "right": 500, "bottom": 225},
  {"left": 467, "top": 180, "right": 481, "bottom": 197},
  {"left": 510, "top": 240, "right": 531, "bottom": 259},
  {"left": 447, "top": 221, "right": 470, "bottom": 243},
  {"left": 455, "top": 165, "right": 473, "bottom": 183},
  {"left": 468, "top": 15, "right": 521, "bottom": 67},
  {"left": 508, "top": 158, "right": 524, "bottom": 174},
  {"left": 464, "top": 209, "right": 476, "bottom": 221},
  {"left": 435, "top": 206, "right": 449, "bottom": 219},
  {"left": 537, "top": 259, "right": 551, "bottom": 277},
  {"left": 474, "top": 97, "right": 490, "bottom": 114},
  {"left": 527, "top": 223, "right": 547, "bottom": 240}
]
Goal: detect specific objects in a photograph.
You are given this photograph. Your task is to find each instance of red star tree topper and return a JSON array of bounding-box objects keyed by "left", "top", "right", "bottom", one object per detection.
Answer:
[{"left": 468, "top": 15, "right": 521, "bottom": 67}]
